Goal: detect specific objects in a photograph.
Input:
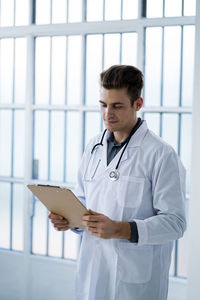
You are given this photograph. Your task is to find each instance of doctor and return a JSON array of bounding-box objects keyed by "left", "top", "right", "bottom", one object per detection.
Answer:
[{"left": 49, "top": 65, "right": 186, "bottom": 300}]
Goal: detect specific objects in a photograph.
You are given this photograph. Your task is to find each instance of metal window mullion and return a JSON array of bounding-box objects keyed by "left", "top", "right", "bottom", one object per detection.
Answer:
[
  {"left": 14, "top": 0, "right": 16, "bottom": 26},
  {"left": 103, "top": 0, "right": 105, "bottom": 21},
  {"left": 50, "top": 0, "right": 53, "bottom": 24},
  {"left": 182, "top": 0, "right": 184, "bottom": 16},
  {"left": 83, "top": 0, "right": 87, "bottom": 22},
  {"left": 120, "top": 0, "right": 123, "bottom": 20},
  {"left": 163, "top": 0, "right": 165, "bottom": 17},
  {"left": 160, "top": 27, "right": 165, "bottom": 107},
  {"left": 179, "top": 26, "right": 184, "bottom": 107},
  {"left": 10, "top": 183, "right": 14, "bottom": 250},
  {"left": 119, "top": 32, "right": 122, "bottom": 64}
]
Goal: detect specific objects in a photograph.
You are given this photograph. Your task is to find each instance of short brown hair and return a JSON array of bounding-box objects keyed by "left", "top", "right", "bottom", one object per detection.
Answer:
[{"left": 100, "top": 65, "right": 144, "bottom": 106}]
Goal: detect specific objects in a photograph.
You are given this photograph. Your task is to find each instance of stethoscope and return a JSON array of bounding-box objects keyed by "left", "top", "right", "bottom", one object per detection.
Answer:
[{"left": 91, "top": 127, "right": 136, "bottom": 181}]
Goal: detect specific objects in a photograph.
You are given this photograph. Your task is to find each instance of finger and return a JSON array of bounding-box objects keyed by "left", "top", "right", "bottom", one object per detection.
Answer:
[
  {"left": 51, "top": 220, "right": 69, "bottom": 226},
  {"left": 55, "top": 226, "right": 70, "bottom": 231},
  {"left": 82, "top": 215, "right": 99, "bottom": 222},
  {"left": 49, "top": 213, "right": 64, "bottom": 220},
  {"left": 88, "top": 209, "right": 101, "bottom": 215}
]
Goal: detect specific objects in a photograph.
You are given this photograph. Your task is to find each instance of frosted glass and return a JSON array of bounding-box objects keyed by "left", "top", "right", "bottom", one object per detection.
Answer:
[
  {"left": 67, "top": 36, "right": 82, "bottom": 105},
  {"left": 64, "top": 230, "right": 79, "bottom": 259},
  {"left": 0, "top": 0, "right": 14, "bottom": 26},
  {"left": 0, "top": 182, "right": 11, "bottom": 249},
  {"left": 87, "top": 0, "right": 103, "bottom": 21},
  {"left": 105, "top": 0, "right": 121, "bottom": 20},
  {"left": 182, "top": 26, "right": 195, "bottom": 107},
  {"left": 34, "top": 111, "right": 49, "bottom": 180},
  {"left": 85, "top": 112, "right": 101, "bottom": 145},
  {"left": 66, "top": 112, "right": 82, "bottom": 183},
  {"left": 180, "top": 114, "right": 192, "bottom": 194},
  {"left": 68, "top": 0, "right": 82, "bottom": 22},
  {"left": 145, "top": 27, "right": 162, "bottom": 107},
  {"left": 48, "top": 222, "right": 62, "bottom": 257},
  {"left": 13, "top": 110, "right": 25, "bottom": 177},
  {"left": 32, "top": 199, "right": 48, "bottom": 255},
  {"left": 36, "top": 0, "right": 51, "bottom": 24},
  {"left": 86, "top": 35, "right": 103, "bottom": 105},
  {"left": 162, "top": 114, "right": 178, "bottom": 152},
  {"left": 146, "top": 0, "right": 163, "bottom": 18},
  {"left": 0, "top": 39, "right": 14, "bottom": 104},
  {"left": 51, "top": 36, "right": 66, "bottom": 105},
  {"left": 163, "top": 27, "right": 181, "bottom": 107},
  {"left": 165, "top": 0, "right": 182, "bottom": 17},
  {"left": 35, "top": 37, "right": 51, "bottom": 105},
  {"left": 52, "top": 0, "right": 67, "bottom": 23},
  {"left": 0, "top": 110, "right": 12, "bottom": 176},
  {"left": 122, "top": 0, "right": 138, "bottom": 19},
  {"left": 15, "top": 38, "right": 27, "bottom": 104},
  {"left": 121, "top": 33, "right": 137, "bottom": 66},
  {"left": 15, "top": 0, "right": 29, "bottom": 26},
  {"left": 50, "top": 111, "right": 65, "bottom": 181},
  {"left": 184, "top": 0, "right": 196, "bottom": 16},
  {"left": 12, "top": 184, "right": 24, "bottom": 251},
  {"left": 104, "top": 34, "right": 120, "bottom": 70},
  {"left": 144, "top": 113, "right": 160, "bottom": 136}
]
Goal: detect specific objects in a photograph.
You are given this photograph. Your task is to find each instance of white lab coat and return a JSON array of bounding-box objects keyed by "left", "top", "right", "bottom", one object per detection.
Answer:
[{"left": 74, "top": 121, "right": 186, "bottom": 300}]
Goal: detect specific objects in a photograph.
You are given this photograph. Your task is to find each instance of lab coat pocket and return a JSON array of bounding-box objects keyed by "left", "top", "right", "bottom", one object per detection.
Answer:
[
  {"left": 117, "top": 242, "right": 153, "bottom": 284},
  {"left": 117, "top": 176, "right": 145, "bottom": 208}
]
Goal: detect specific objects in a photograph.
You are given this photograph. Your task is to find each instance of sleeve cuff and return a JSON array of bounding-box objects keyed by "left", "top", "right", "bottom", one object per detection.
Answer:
[{"left": 129, "top": 221, "right": 139, "bottom": 243}]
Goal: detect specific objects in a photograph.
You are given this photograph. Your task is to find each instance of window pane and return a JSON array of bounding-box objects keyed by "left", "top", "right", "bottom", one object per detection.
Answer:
[
  {"left": 0, "top": 110, "right": 12, "bottom": 176},
  {"left": 0, "top": 182, "right": 11, "bottom": 249},
  {"left": 87, "top": 0, "right": 103, "bottom": 21},
  {"left": 184, "top": 0, "right": 196, "bottom": 16},
  {"left": 52, "top": 0, "right": 67, "bottom": 23},
  {"left": 34, "top": 111, "right": 49, "bottom": 180},
  {"left": 0, "top": 0, "right": 14, "bottom": 26},
  {"left": 105, "top": 0, "right": 121, "bottom": 20},
  {"left": 68, "top": 0, "right": 82, "bottom": 23},
  {"left": 32, "top": 198, "right": 48, "bottom": 255},
  {"left": 145, "top": 27, "right": 162, "bottom": 107},
  {"left": 86, "top": 35, "right": 103, "bottom": 106},
  {"left": 67, "top": 36, "right": 82, "bottom": 105},
  {"left": 12, "top": 184, "right": 24, "bottom": 251},
  {"left": 122, "top": 0, "right": 138, "bottom": 19},
  {"left": 104, "top": 34, "right": 120, "bottom": 70},
  {"left": 51, "top": 37, "right": 66, "bottom": 105},
  {"left": 163, "top": 27, "right": 181, "bottom": 107},
  {"left": 121, "top": 33, "right": 137, "bottom": 66},
  {"left": 0, "top": 39, "right": 14, "bottom": 104},
  {"left": 15, "top": 0, "right": 29, "bottom": 26},
  {"left": 146, "top": 0, "right": 163, "bottom": 18},
  {"left": 48, "top": 221, "right": 62, "bottom": 257},
  {"left": 162, "top": 114, "right": 178, "bottom": 152},
  {"left": 144, "top": 113, "right": 160, "bottom": 136},
  {"left": 50, "top": 111, "right": 65, "bottom": 181},
  {"left": 35, "top": 37, "right": 51, "bottom": 105},
  {"left": 180, "top": 114, "right": 192, "bottom": 194},
  {"left": 36, "top": 0, "right": 51, "bottom": 24},
  {"left": 15, "top": 38, "right": 27, "bottom": 104},
  {"left": 13, "top": 110, "right": 25, "bottom": 178},
  {"left": 66, "top": 112, "right": 82, "bottom": 183},
  {"left": 177, "top": 198, "right": 189, "bottom": 277},
  {"left": 182, "top": 26, "right": 195, "bottom": 107},
  {"left": 85, "top": 112, "right": 101, "bottom": 145},
  {"left": 64, "top": 230, "right": 79, "bottom": 259},
  {"left": 165, "top": 0, "right": 182, "bottom": 17}
]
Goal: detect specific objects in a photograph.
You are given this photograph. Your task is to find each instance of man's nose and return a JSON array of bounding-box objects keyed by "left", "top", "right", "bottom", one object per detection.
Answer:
[{"left": 105, "top": 106, "right": 114, "bottom": 116}]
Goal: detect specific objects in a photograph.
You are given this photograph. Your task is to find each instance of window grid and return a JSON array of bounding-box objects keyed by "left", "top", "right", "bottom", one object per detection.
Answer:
[{"left": 0, "top": 0, "right": 194, "bottom": 277}]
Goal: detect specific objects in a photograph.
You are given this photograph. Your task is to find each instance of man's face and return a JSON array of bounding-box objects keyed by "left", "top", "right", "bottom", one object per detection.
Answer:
[{"left": 99, "top": 87, "right": 142, "bottom": 135}]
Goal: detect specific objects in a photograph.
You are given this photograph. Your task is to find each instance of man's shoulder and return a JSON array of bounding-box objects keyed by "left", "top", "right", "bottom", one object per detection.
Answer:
[{"left": 144, "top": 129, "right": 175, "bottom": 157}]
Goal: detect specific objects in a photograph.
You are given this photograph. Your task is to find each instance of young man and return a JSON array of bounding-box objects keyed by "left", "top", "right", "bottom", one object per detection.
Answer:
[{"left": 49, "top": 65, "right": 186, "bottom": 300}]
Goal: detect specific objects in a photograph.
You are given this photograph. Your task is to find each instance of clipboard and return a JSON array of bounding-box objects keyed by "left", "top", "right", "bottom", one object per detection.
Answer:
[{"left": 27, "top": 184, "right": 88, "bottom": 229}]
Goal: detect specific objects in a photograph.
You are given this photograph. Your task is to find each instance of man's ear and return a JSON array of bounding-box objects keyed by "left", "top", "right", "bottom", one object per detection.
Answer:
[{"left": 134, "top": 97, "right": 143, "bottom": 111}]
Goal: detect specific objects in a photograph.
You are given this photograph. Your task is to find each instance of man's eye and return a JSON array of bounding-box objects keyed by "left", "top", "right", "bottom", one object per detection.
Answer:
[{"left": 114, "top": 105, "right": 123, "bottom": 109}]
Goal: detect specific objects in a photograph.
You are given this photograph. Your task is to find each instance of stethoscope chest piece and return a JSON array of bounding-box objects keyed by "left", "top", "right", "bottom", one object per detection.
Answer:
[{"left": 109, "top": 170, "right": 120, "bottom": 181}]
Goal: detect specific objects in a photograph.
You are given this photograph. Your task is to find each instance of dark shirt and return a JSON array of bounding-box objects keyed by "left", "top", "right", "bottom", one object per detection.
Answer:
[{"left": 106, "top": 118, "right": 143, "bottom": 243}]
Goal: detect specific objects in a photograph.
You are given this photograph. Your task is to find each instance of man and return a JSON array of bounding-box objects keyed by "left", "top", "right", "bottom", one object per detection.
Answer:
[{"left": 49, "top": 65, "right": 186, "bottom": 300}]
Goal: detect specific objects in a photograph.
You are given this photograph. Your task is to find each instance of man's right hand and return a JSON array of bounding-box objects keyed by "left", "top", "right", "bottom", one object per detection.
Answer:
[{"left": 48, "top": 212, "right": 71, "bottom": 231}]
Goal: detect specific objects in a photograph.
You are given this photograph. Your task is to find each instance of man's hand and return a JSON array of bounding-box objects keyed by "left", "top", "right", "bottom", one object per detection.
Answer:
[
  {"left": 82, "top": 209, "right": 131, "bottom": 240},
  {"left": 48, "top": 212, "right": 71, "bottom": 231}
]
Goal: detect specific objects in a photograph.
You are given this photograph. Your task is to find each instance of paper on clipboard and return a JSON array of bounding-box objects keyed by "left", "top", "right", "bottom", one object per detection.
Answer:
[{"left": 27, "top": 184, "right": 88, "bottom": 229}]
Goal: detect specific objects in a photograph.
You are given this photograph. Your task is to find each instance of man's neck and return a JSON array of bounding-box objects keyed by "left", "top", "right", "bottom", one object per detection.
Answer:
[{"left": 113, "top": 118, "right": 138, "bottom": 144}]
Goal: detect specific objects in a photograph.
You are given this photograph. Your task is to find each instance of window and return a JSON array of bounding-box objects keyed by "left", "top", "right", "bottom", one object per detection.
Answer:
[{"left": 0, "top": 0, "right": 195, "bottom": 277}]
